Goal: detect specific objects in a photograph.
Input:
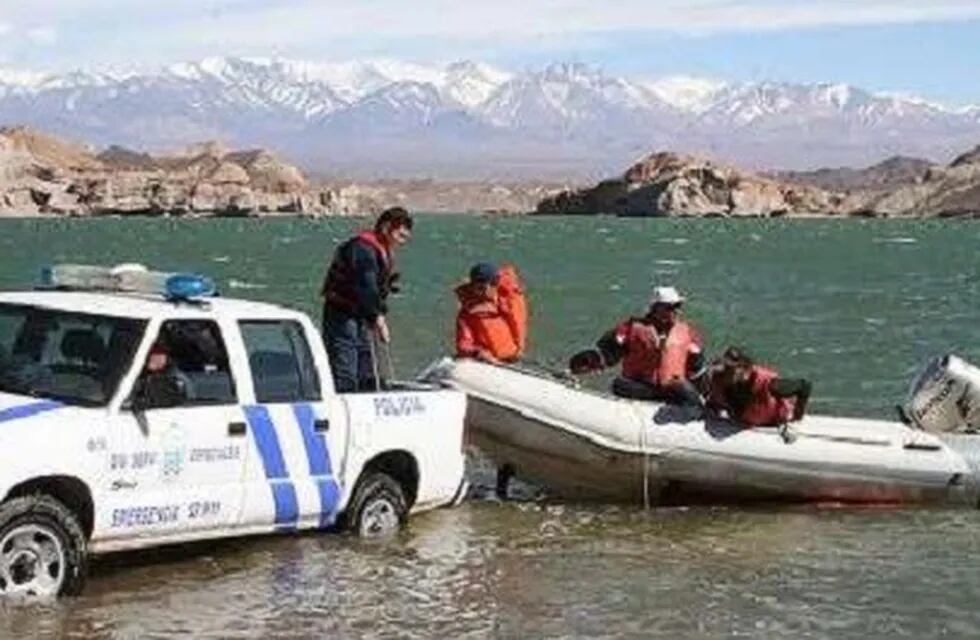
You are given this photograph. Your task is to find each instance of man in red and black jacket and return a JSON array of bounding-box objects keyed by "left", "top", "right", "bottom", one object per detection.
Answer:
[{"left": 321, "top": 207, "right": 413, "bottom": 392}]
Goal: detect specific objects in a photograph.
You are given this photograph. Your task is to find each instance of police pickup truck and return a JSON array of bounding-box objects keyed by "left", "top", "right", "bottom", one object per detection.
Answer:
[{"left": 0, "top": 265, "right": 467, "bottom": 598}]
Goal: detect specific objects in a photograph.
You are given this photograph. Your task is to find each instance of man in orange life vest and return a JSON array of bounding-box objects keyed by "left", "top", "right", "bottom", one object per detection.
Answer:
[
  {"left": 320, "top": 207, "right": 413, "bottom": 392},
  {"left": 569, "top": 286, "right": 705, "bottom": 407},
  {"left": 705, "top": 346, "right": 811, "bottom": 426},
  {"left": 454, "top": 262, "right": 529, "bottom": 364}
]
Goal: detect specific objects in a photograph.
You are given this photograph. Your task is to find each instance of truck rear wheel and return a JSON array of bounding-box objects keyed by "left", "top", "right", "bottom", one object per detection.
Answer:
[
  {"left": 0, "top": 495, "right": 87, "bottom": 598},
  {"left": 343, "top": 472, "right": 407, "bottom": 538}
]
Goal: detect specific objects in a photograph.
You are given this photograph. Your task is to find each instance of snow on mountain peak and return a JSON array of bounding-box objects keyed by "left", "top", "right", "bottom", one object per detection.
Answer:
[
  {"left": 0, "top": 67, "right": 48, "bottom": 89},
  {"left": 442, "top": 60, "right": 512, "bottom": 108},
  {"left": 821, "top": 83, "right": 853, "bottom": 108},
  {"left": 0, "top": 56, "right": 977, "bottom": 175},
  {"left": 644, "top": 76, "right": 727, "bottom": 112}
]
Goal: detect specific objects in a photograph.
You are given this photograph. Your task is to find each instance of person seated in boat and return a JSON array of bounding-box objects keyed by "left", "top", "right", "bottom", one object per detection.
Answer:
[
  {"left": 568, "top": 286, "right": 705, "bottom": 407},
  {"left": 454, "top": 262, "right": 529, "bottom": 364},
  {"left": 704, "top": 346, "right": 811, "bottom": 426}
]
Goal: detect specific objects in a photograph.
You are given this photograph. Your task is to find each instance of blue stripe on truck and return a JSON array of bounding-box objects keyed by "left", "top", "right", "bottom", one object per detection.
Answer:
[
  {"left": 244, "top": 405, "right": 299, "bottom": 529},
  {"left": 0, "top": 400, "right": 62, "bottom": 423},
  {"left": 292, "top": 403, "right": 341, "bottom": 528}
]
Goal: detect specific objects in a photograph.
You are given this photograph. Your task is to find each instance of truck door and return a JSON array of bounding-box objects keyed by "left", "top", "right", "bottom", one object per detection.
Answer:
[
  {"left": 237, "top": 319, "right": 344, "bottom": 531},
  {"left": 103, "top": 319, "right": 246, "bottom": 539}
]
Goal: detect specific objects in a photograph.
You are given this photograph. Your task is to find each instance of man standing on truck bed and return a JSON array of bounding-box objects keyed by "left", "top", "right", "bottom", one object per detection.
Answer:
[{"left": 321, "top": 207, "right": 413, "bottom": 392}]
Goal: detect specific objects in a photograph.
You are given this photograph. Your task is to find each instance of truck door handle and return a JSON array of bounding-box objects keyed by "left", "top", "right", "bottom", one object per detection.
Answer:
[
  {"left": 314, "top": 418, "right": 330, "bottom": 433},
  {"left": 228, "top": 422, "right": 247, "bottom": 437}
]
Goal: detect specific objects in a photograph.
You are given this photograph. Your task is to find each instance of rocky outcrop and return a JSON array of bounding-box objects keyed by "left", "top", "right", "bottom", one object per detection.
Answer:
[
  {"left": 852, "top": 155, "right": 980, "bottom": 217},
  {"left": 537, "top": 152, "right": 846, "bottom": 217},
  {"left": 0, "top": 127, "right": 378, "bottom": 217},
  {"left": 951, "top": 145, "right": 980, "bottom": 168},
  {"left": 536, "top": 146, "right": 980, "bottom": 218},
  {"left": 775, "top": 156, "right": 935, "bottom": 193}
]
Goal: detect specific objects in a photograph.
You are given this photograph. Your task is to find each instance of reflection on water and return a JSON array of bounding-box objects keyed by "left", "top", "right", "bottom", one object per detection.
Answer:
[{"left": 4, "top": 498, "right": 980, "bottom": 639}]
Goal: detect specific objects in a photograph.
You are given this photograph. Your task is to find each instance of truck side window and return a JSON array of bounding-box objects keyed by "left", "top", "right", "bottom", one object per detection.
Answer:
[
  {"left": 240, "top": 320, "right": 322, "bottom": 403},
  {"left": 133, "top": 319, "right": 237, "bottom": 409}
]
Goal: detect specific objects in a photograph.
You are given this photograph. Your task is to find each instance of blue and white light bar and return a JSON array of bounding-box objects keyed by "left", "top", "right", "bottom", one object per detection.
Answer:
[{"left": 40, "top": 263, "right": 217, "bottom": 300}]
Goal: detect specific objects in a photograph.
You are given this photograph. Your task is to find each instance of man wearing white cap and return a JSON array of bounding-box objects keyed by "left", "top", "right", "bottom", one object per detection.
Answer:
[{"left": 569, "top": 285, "right": 705, "bottom": 406}]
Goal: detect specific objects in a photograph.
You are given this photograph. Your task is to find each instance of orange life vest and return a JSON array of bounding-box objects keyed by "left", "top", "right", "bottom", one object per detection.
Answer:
[
  {"left": 496, "top": 265, "right": 528, "bottom": 353},
  {"left": 617, "top": 319, "right": 700, "bottom": 386},
  {"left": 738, "top": 365, "right": 796, "bottom": 426},
  {"left": 454, "top": 265, "right": 529, "bottom": 361}
]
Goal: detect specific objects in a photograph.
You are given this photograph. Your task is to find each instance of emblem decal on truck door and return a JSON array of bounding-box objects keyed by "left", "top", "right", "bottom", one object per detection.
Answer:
[{"left": 373, "top": 396, "right": 426, "bottom": 418}]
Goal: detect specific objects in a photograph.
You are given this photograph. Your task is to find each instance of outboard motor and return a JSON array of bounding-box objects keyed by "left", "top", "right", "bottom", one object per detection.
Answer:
[{"left": 904, "top": 355, "right": 980, "bottom": 433}]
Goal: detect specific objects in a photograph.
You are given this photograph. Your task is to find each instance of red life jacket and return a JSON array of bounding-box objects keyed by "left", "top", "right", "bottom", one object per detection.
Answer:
[
  {"left": 738, "top": 365, "right": 796, "bottom": 426},
  {"left": 321, "top": 230, "right": 394, "bottom": 315},
  {"left": 618, "top": 319, "right": 700, "bottom": 386},
  {"left": 454, "top": 265, "right": 529, "bottom": 362}
]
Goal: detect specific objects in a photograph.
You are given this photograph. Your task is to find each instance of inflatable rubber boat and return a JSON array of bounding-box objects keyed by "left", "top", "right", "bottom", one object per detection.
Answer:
[{"left": 422, "top": 356, "right": 980, "bottom": 507}]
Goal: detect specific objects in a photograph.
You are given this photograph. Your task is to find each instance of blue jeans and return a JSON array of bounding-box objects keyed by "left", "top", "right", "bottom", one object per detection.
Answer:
[{"left": 322, "top": 307, "right": 378, "bottom": 393}]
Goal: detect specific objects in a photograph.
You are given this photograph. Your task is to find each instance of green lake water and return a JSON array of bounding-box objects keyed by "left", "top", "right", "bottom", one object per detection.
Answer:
[{"left": 1, "top": 216, "right": 979, "bottom": 638}]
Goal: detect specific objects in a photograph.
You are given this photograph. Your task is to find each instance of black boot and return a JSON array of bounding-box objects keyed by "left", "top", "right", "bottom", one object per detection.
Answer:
[{"left": 495, "top": 464, "right": 515, "bottom": 500}]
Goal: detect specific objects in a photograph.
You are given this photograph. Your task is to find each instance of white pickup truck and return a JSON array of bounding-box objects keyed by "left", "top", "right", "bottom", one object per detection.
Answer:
[{"left": 0, "top": 265, "right": 467, "bottom": 598}]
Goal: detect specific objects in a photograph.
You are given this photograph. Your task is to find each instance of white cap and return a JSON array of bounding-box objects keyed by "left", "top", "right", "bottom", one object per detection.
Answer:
[{"left": 650, "top": 286, "right": 684, "bottom": 306}]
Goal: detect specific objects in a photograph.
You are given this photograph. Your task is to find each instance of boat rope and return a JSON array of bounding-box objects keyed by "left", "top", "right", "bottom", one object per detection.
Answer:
[
  {"left": 383, "top": 340, "right": 397, "bottom": 383},
  {"left": 369, "top": 334, "right": 382, "bottom": 392},
  {"left": 640, "top": 416, "right": 650, "bottom": 510}
]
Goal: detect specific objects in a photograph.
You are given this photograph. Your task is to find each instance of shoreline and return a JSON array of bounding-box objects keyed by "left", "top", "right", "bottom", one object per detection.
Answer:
[
  {"left": 2, "top": 126, "right": 978, "bottom": 219},
  {"left": 3, "top": 208, "right": 979, "bottom": 220}
]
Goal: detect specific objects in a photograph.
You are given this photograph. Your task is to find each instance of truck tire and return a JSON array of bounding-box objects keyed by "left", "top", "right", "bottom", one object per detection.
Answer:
[
  {"left": 342, "top": 472, "right": 407, "bottom": 538},
  {"left": 0, "top": 495, "right": 87, "bottom": 598}
]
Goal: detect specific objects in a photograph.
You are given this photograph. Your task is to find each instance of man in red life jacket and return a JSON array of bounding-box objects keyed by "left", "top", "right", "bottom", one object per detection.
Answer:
[
  {"left": 454, "top": 262, "right": 529, "bottom": 364},
  {"left": 705, "top": 346, "right": 811, "bottom": 426},
  {"left": 321, "top": 207, "right": 413, "bottom": 392},
  {"left": 568, "top": 286, "right": 706, "bottom": 407}
]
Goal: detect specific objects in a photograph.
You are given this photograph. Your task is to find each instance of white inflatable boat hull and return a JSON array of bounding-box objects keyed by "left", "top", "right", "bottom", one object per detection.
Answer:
[{"left": 425, "top": 358, "right": 980, "bottom": 506}]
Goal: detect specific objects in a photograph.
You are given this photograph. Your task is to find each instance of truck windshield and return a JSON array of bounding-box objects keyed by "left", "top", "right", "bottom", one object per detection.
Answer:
[{"left": 0, "top": 303, "right": 146, "bottom": 407}]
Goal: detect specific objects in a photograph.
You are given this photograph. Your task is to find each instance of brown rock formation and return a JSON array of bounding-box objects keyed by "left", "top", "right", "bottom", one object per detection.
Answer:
[
  {"left": 537, "top": 152, "right": 845, "bottom": 217},
  {"left": 0, "top": 126, "right": 103, "bottom": 172},
  {"left": 853, "top": 154, "right": 980, "bottom": 217},
  {"left": 775, "top": 156, "right": 935, "bottom": 193},
  {"left": 0, "top": 127, "right": 378, "bottom": 217},
  {"left": 950, "top": 145, "right": 980, "bottom": 168}
]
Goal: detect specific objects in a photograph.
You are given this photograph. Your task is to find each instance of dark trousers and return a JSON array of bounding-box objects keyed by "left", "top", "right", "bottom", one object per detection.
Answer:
[
  {"left": 611, "top": 376, "right": 703, "bottom": 407},
  {"left": 322, "top": 307, "right": 378, "bottom": 393}
]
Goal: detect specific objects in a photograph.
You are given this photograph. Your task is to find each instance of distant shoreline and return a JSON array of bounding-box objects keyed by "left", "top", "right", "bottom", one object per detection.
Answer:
[{"left": 2, "top": 125, "right": 978, "bottom": 219}]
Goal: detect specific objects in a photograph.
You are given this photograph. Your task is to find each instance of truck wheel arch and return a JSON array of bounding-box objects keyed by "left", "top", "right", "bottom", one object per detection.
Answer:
[
  {"left": 354, "top": 450, "right": 419, "bottom": 511},
  {"left": 5, "top": 476, "right": 95, "bottom": 540}
]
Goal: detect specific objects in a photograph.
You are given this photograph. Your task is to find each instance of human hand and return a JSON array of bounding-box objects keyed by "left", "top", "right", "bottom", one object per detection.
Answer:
[
  {"left": 375, "top": 315, "right": 390, "bottom": 343},
  {"left": 477, "top": 351, "right": 501, "bottom": 365}
]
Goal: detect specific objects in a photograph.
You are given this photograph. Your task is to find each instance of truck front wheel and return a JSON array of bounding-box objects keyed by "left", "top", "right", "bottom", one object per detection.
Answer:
[
  {"left": 0, "top": 495, "right": 87, "bottom": 598},
  {"left": 343, "top": 473, "right": 407, "bottom": 538}
]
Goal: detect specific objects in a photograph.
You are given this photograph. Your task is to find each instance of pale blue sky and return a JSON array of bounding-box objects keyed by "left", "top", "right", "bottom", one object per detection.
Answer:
[{"left": 1, "top": 0, "right": 979, "bottom": 105}]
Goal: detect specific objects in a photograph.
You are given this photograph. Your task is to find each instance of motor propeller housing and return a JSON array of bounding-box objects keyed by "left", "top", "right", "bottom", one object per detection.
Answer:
[{"left": 905, "top": 355, "right": 980, "bottom": 433}]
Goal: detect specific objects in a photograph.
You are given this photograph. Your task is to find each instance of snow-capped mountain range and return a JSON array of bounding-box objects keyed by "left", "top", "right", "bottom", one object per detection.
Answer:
[{"left": 1, "top": 56, "right": 978, "bottom": 179}]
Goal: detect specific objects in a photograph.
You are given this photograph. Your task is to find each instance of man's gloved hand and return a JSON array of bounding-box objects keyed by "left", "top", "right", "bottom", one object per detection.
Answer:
[
  {"left": 387, "top": 272, "right": 402, "bottom": 295},
  {"left": 569, "top": 349, "right": 603, "bottom": 375}
]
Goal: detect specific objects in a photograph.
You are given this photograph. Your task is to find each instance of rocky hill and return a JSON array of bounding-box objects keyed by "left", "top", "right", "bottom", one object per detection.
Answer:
[
  {"left": 0, "top": 127, "right": 378, "bottom": 217},
  {"left": 536, "top": 152, "right": 846, "bottom": 217},
  {"left": 853, "top": 150, "right": 980, "bottom": 217},
  {"left": 775, "top": 156, "right": 935, "bottom": 193},
  {"left": 536, "top": 146, "right": 980, "bottom": 218}
]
